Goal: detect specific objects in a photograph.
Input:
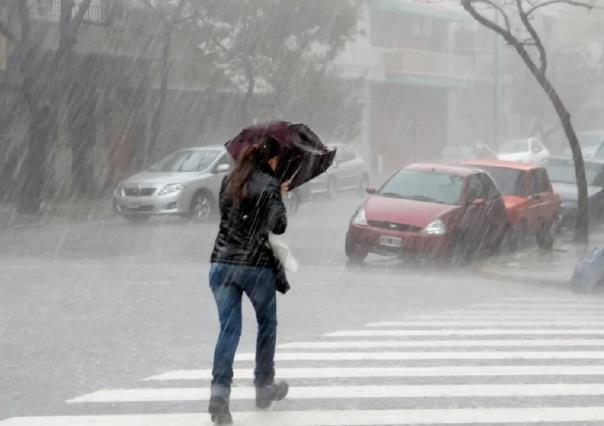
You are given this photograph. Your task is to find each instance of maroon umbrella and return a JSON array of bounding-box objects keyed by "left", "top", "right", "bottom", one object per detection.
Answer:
[{"left": 225, "top": 121, "right": 336, "bottom": 190}]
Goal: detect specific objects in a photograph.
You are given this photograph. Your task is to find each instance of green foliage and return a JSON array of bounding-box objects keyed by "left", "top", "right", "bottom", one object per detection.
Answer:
[{"left": 185, "top": 0, "right": 362, "bottom": 137}]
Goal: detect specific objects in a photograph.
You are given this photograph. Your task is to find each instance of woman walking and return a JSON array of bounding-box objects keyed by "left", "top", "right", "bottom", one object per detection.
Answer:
[{"left": 208, "top": 136, "right": 289, "bottom": 424}]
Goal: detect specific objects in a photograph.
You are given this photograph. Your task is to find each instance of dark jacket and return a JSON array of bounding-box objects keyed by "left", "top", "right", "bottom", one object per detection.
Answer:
[{"left": 210, "top": 167, "right": 287, "bottom": 268}]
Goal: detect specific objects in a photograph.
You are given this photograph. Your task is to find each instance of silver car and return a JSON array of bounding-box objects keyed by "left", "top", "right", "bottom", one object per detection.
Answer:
[
  {"left": 113, "top": 146, "right": 232, "bottom": 223},
  {"left": 306, "top": 143, "right": 369, "bottom": 198}
]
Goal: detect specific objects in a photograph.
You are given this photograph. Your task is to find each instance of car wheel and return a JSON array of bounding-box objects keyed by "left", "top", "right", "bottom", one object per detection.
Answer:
[
  {"left": 284, "top": 191, "right": 300, "bottom": 215},
  {"left": 124, "top": 214, "right": 151, "bottom": 225},
  {"left": 190, "top": 191, "right": 214, "bottom": 222},
  {"left": 345, "top": 234, "right": 368, "bottom": 263},
  {"left": 327, "top": 177, "right": 337, "bottom": 200},
  {"left": 537, "top": 220, "right": 555, "bottom": 249}
]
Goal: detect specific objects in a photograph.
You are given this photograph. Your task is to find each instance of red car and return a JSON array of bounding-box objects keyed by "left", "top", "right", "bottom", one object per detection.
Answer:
[
  {"left": 463, "top": 160, "right": 560, "bottom": 248},
  {"left": 345, "top": 163, "right": 509, "bottom": 262}
]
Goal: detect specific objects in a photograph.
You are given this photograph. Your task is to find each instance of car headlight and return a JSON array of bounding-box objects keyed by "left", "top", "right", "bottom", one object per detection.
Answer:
[
  {"left": 352, "top": 207, "right": 368, "bottom": 226},
  {"left": 422, "top": 218, "right": 446, "bottom": 235},
  {"left": 158, "top": 183, "right": 184, "bottom": 196}
]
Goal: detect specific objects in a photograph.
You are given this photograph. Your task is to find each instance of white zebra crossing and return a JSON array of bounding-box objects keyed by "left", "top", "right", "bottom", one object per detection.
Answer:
[
  {"left": 66, "top": 383, "right": 604, "bottom": 403},
  {"left": 145, "top": 365, "right": 604, "bottom": 381},
  {"left": 3, "top": 296, "right": 604, "bottom": 425},
  {"left": 7, "top": 407, "right": 604, "bottom": 426}
]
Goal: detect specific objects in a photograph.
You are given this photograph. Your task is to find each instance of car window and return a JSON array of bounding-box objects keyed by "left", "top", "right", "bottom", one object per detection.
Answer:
[
  {"left": 466, "top": 175, "right": 489, "bottom": 201},
  {"left": 529, "top": 170, "right": 551, "bottom": 194},
  {"left": 530, "top": 140, "right": 543, "bottom": 153},
  {"left": 473, "top": 166, "right": 524, "bottom": 196},
  {"left": 498, "top": 139, "right": 529, "bottom": 154},
  {"left": 578, "top": 132, "right": 604, "bottom": 150},
  {"left": 214, "top": 153, "right": 232, "bottom": 169},
  {"left": 149, "top": 149, "right": 221, "bottom": 172},
  {"left": 544, "top": 159, "right": 603, "bottom": 187},
  {"left": 379, "top": 170, "right": 465, "bottom": 205}
]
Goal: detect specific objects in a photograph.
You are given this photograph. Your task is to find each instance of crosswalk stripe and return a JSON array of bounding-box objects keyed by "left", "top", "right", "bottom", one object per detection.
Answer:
[
  {"left": 234, "top": 351, "right": 604, "bottom": 361},
  {"left": 367, "top": 320, "right": 604, "bottom": 327},
  {"left": 7, "top": 407, "right": 604, "bottom": 426},
  {"left": 476, "top": 302, "right": 604, "bottom": 308},
  {"left": 463, "top": 307, "right": 604, "bottom": 312},
  {"left": 325, "top": 329, "right": 604, "bottom": 337},
  {"left": 67, "top": 383, "right": 604, "bottom": 403},
  {"left": 278, "top": 339, "right": 604, "bottom": 349},
  {"left": 145, "top": 365, "right": 604, "bottom": 381},
  {"left": 418, "top": 313, "right": 604, "bottom": 318}
]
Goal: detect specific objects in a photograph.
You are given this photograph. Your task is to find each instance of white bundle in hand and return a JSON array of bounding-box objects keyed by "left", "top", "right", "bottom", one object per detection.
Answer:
[{"left": 268, "top": 233, "right": 298, "bottom": 272}]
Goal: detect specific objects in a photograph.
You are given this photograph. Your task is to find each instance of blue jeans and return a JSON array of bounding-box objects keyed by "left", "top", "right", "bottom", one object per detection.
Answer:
[{"left": 209, "top": 263, "right": 277, "bottom": 389}]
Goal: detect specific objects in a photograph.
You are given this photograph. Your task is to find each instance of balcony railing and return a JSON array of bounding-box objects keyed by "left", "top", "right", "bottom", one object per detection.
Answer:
[
  {"left": 383, "top": 48, "right": 476, "bottom": 80},
  {"left": 28, "top": 0, "right": 111, "bottom": 25},
  {"left": 336, "top": 43, "right": 488, "bottom": 82}
]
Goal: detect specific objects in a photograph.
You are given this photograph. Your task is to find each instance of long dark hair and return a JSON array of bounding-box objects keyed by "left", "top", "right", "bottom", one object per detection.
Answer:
[{"left": 226, "top": 136, "right": 281, "bottom": 204}]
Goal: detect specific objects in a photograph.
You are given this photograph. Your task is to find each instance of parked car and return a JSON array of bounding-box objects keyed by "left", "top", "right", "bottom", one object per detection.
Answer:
[
  {"left": 497, "top": 138, "right": 550, "bottom": 163},
  {"left": 439, "top": 143, "right": 496, "bottom": 162},
  {"left": 541, "top": 157, "right": 604, "bottom": 230},
  {"left": 113, "top": 146, "right": 233, "bottom": 223},
  {"left": 307, "top": 143, "right": 369, "bottom": 199},
  {"left": 345, "top": 163, "right": 509, "bottom": 263},
  {"left": 464, "top": 160, "right": 560, "bottom": 248},
  {"left": 563, "top": 131, "right": 604, "bottom": 158}
]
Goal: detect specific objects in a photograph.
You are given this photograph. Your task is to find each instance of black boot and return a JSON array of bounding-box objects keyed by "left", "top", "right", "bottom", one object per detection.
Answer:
[
  {"left": 255, "top": 381, "right": 289, "bottom": 409},
  {"left": 209, "top": 385, "right": 232, "bottom": 425}
]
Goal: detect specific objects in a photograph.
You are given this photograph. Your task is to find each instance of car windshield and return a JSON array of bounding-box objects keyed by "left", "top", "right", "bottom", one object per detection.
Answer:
[
  {"left": 441, "top": 145, "right": 475, "bottom": 158},
  {"left": 578, "top": 132, "right": 604, "bottom": 149},
  {"left": 149, "top": 149, "right": 221, "bottom": 172},
  {"left": 545, "top": 160, "right": 602, "bottom": 186},
  {"left": 474, "top": 166, "right": 524, "bottom": 196},
  {"left": 498, "top": 139, "right": 528, "bottom": 154},
  {"left": 378, "top": 170, "right": 464, "bottom": 205}
]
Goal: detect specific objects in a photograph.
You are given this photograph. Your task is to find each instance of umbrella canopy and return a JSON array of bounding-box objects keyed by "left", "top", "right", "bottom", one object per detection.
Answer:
[{"left": 225, "top": 121, "right": 336, "bottom": 190}]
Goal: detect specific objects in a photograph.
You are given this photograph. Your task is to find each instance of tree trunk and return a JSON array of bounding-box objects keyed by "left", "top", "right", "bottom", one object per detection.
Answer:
[{"left": 520, "top": 58, "right": 589, "bottom": 243}]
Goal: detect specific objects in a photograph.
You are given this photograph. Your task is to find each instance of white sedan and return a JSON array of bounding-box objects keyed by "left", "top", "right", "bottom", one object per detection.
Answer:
[{"left": 497, "top": 138, "right": 550, "bottom": 163}]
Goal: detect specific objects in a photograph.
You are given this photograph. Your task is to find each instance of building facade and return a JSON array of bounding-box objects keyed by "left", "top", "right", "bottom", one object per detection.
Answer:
[{"left": 335, "top": 0, "right": 496, "bottom": 177}]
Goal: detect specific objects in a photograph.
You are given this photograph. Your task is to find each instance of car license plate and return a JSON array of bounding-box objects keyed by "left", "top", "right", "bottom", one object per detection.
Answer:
[
  {"left": 380, "top": 236, "right": 402, "bottom": 248},
  {"left": 127, "top": 201, "right": 141, "bottom": 209}
]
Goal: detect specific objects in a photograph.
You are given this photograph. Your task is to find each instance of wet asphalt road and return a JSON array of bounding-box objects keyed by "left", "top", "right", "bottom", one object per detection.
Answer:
[{"left": 1, "top": 193, "right": 602, "bottom": 424}]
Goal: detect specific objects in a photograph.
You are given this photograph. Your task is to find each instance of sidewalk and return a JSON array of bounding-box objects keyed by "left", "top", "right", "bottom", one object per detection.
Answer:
[
  {"left": 0, "top": 198, "right": 113, "bottom": 228},
  {"left": 475, "top": 230, "right": 604, "bottom": 289}
]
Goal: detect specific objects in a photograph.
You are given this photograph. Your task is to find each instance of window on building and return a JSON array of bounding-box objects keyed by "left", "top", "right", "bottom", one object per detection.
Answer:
[
  {"left": 29, "top": 0, "right": 59, "bottom": 22},
  {"left": 29, "top": 0, "right": 117, "bottom": 25}
]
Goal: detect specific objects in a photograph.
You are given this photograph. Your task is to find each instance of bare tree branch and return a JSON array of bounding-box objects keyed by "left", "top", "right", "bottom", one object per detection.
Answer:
[
  {"left": 480, "top": 0, "right": 513, "bottom": 32},
  {"left": 527, "top": 0, "right": 597, "bottom": 15},
  {"left": 516, "top": 0, "right": 548, "bottom": 73},
  {"left": 461, "top": 0, "right": 523, "bottom": 51}
]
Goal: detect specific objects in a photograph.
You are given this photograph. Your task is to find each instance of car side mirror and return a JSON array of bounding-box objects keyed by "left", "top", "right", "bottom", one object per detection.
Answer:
[
  {"left": 215, "top": 164, "right": 231, "bottom": 174},
  {"left": 471, "top": 198, "right": 486, "bottom": 207},
  {"left": 366, "top": 187, "right": 377, "bottom": 195}
]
